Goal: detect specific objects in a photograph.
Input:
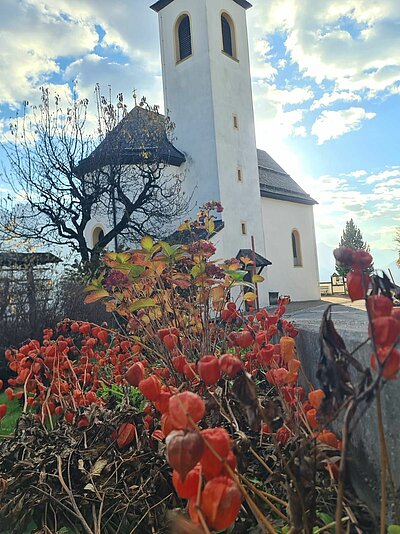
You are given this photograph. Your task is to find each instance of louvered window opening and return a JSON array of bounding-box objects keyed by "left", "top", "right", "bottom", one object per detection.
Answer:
[
  {"left": 221, "top": 15, "right": 233, "bottom": 56},
  {"left": 292, "top": 231, "right": 302, "bottom": 266},
  {"left": 292, "top": 233, "right": 298, "bottom": 260},
  {"left": 178, "top": 16, "right": 192, "bottom": 61}
]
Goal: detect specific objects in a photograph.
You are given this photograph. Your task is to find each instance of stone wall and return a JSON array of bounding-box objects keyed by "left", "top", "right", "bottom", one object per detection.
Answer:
[{"left": 289, "top": 303, "right": 400, "bottom": 520}]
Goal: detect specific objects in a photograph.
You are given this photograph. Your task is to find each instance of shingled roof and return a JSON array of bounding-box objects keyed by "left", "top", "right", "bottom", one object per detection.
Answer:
[
  {"left": 0, "top": 252, "right": 61, "bottom": 268},
  {"left": 75, "top": 106, "right": 186, "bottom": 175},
  {"left": 257, "top": 149, "right": 317, "bottom": 205}
]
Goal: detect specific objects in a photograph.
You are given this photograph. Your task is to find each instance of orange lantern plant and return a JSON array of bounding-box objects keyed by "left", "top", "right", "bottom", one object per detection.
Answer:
[
  {"left": 172, "top": 465, "right": 201, "bottom": 499},
  {"left": 201, "top": 476, "right": 242, "bottom": 532},
  {"left": 138, "top": 375, "right": 162, "bottom": 402},
  {"left": 166, "top": 430, "right": 204, "bottom": 481},
  {"left": 198, "top": 355, "right": 221, "bottom": 385},
  {"left": 219, "top": 354, "right": 243, "bottom": 379},
  {"left": 308, "top": 389, "right": 325, "bottom": 410},
  {"left": 116, "top": 422, "right": 136, "bottom": 449},
  {"left": 169, "top": 392, "right": 205, "bottom": 430},
  {"left": 200, "top": 427, "right": 231, "bottom": 480}
]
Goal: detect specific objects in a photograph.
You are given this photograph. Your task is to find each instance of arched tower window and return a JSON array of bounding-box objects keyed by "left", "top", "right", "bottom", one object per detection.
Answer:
[
  {"left": 92, "top": 226, "right": 105, "bottom": 247},
  {"left": 291, "top": 230, "right": 303, "bottom": 267},
  {"left": 176, "top": 14, "right": 192, "bottom": 62},
  {"left": 221, "top": 13, "right": 236, "bottom": 58}
]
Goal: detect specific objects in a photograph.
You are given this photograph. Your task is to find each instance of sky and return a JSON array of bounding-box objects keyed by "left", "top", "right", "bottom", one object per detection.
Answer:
[{"left": 0, "top": 0, "right": 399, "bottom": 282}]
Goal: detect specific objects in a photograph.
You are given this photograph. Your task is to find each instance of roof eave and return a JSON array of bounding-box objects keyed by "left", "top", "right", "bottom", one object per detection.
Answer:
[
  {"left": 151, "top": 0, "right": 252, "bottom": 12},
  {"left": 260, "top": 189, "right": 318, "bottom": 205}
]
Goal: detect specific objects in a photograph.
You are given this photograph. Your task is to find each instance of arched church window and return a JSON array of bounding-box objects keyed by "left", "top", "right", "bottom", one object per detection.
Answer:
[
  {"left": 176, "top": 14, "right": 192, "bottom": 62},
  {"left": 93, "top": 226, "right": 105, "bottom": 247},
  {"left": 292, "top": 230, "right": 303, "bottom": 267},
  {"left": 221, "top": 13, "right": 236, "bottom": 58}
]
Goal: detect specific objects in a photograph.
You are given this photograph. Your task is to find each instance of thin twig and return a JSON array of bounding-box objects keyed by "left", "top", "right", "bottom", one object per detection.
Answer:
[
  {"left": 238, "top": 473, "right": 288, "bottom": 521},
  {"left": 376, "top": 388, "right": 387, "bottom": 534},
  {"left": 335, "top": 400, "right": 356, "bottom": 534},
  {"left": 56, "top": 455, "right": 94, "bottom": 534}
]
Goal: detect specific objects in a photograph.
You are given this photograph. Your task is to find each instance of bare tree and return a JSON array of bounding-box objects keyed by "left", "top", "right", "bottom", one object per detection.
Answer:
[{"left": 0, "top": 85, "right": 187, "bottom": 268}]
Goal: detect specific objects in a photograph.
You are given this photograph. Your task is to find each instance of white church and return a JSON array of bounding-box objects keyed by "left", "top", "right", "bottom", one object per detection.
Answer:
[{"left": 84, "top": 0, "right": 320, "bottom": 306}]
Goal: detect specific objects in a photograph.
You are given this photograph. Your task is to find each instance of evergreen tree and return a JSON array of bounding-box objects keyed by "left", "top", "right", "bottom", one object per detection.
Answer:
[{"left": 336, "top": 219, "right": 370, "bottom": 276}]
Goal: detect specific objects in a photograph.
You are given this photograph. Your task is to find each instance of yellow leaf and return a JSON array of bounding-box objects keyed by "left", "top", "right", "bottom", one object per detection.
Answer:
[
  {"left": 178, "top": 220, "right": 191, "bottom": 232},
  {"left": 212, "top": 285, "right": 225, "bottom": 311},
  {"left": 129, "top": 298, "right": 156, "bottom": 312},
  {"left": 141, "top": 235, "right": 154, "bottom": 252},
  {"left": 240, "top": 256, "right": 254, "bottom": 266},
  {"left": 243, "top": 291, "right": 257, "bottom": 302},
  {"left": 252, "top": 274, "right": 265, "bottom": 283},
  {"left": 205, "top": 218, "right": 215, "bottom": 235}
]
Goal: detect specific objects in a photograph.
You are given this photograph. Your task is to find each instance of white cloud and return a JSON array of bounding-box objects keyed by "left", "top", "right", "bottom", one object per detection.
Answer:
[
  {"left": 343, "top": 170, "right": 368, "bottom": 178},
  {"left": 365, "top": 167, "right": 400, "bottom": 184},
  {"left": 0, "top": 0, "right": 99, "bottom": 105},
  {"left": 252, "top": 81, "right": 310, "bottom": 169},
  {"left": 311, "top": 106, "right": 375, "bottom": 144},
  {"left": 0, "top": 0, "right": 162, "bottom": 107},
  {"left": 253, "top": 0, "right": 400, "bottom": 94},
  {"left": 311, "top": 91, "right": 361, "bottom": 110}
]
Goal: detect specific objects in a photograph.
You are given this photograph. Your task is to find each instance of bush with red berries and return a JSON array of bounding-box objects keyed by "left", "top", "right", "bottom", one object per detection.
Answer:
[{"left": 0, "top": 209, "right": 397, "bottom": 533}]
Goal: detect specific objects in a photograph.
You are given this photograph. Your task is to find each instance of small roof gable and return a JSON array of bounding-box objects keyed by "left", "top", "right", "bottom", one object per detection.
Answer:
[
  {"left": 236, "top": 249, "right": 272, "bottom": 268},
  {"left": 75, "top": 106, "right": 186, "bottom": 175},
  {"left": 167, "top": 219, "right": 225, "bottom": 244},
  {"left": 0, "top": 252, "right": 61, "bottom": 267},
  {"left": 257, "top": 149, "right": 317, "bottom": 206},
  {"left": 151, "top": 0, "right": 252, "bottom": 12}
]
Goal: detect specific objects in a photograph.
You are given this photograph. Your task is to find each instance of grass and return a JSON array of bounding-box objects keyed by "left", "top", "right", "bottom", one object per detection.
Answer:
[{"left": 0, "top": 391, "right": 22, "bottom": 436}]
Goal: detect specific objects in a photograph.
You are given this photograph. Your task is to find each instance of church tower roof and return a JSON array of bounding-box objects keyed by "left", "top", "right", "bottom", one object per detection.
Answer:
[
  {"left": 150, "top": 0, "right": 252, "bottom": 12},
  {"left": 75, "top": 106, "right": 186, "bottom": 175},
  {"left": 257, "top": 149, "right": 317, "bottom": 205}
]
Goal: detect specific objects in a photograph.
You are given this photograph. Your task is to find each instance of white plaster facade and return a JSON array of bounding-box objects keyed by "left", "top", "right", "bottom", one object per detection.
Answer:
[
  {"left": 86, "top": 0, "right": 320, "bottom": 305},
  {"left": 157, "top": 0, "right": 266, "bottom": 266},
  {"left": 151, "top": 0, "right": 320, "bottom": 304},
  {"left": 261, "top": 198, "right": 321, "bottom": 302}
]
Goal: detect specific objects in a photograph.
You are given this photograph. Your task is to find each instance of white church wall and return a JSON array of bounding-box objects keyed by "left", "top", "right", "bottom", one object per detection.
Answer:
[
  {"left": 156, "top": 0, "right": 266, "bottom": 267},
  {"left": 206, "top": 0, "right": 266, "bottom": 264},
  {"left": 158, "top": 0, "right": 222, "bottom": 214},
  {"left": 83, "top": 163, "right": 183, "bottom": 250},
  {"left": 261, "top": 197, "right": 320, "bottom": 302}
]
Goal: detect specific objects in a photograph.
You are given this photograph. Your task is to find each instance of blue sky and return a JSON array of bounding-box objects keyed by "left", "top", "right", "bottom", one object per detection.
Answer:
[{"left": 0, "top": 0, "right": 399, "bottom": 281}]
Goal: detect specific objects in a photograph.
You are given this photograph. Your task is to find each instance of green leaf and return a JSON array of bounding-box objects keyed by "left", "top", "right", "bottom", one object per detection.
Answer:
[
  {"left": 228, "top": 270, "right": 248, "bottom": 282},
  {"left": 127, "top": 264, "right": 146, "bottom": 278},
  {"left": 388, "top": 526, "right": 400, "bottom": 534},
  {"left": 160, "top": 241, "right": 174, "bottom": 257},
  {"left": 141, "top": 235, "right": 154, "bottom": 252},
  {"left": 129, "top": 298, "right": 157, "bottom": 312},
  {"left": 84, "top": 283, "right": 101, "bottom": 292},
  {"left": 191, "top": 262, "right": 206, "bottom": 278},
  {"left": 317, "top": 512, "right": 334, "bottom": 525}
]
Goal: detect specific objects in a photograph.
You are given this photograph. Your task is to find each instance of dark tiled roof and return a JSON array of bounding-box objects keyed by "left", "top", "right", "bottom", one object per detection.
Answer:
[
  {"left": 167, "top": 220, "right": 225, "bottom": 244},
  {"left": 0, "top": 252, "right": 61, "bottom": 267},
  {"left": 236, "top": 249, "right": 272, "bottom": 268},
  {"left": 151, "top": 0, "right": 252, "bottom": 12},
  {"left": 257, "top": 149, "right": 317, "bottom": 205},
  {"left": 75, "top": 107, "right": 186, "bottom": 175}
]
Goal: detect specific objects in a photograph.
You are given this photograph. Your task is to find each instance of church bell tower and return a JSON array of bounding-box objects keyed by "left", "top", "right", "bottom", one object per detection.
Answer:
[{"left": 150, "top": 0, "right": 266, "bottom": 262}]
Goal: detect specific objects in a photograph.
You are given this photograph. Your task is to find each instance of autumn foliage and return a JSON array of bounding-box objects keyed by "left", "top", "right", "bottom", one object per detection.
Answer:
[{"left": 1, "top": 209, "right": 398, "bottom": 533}]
